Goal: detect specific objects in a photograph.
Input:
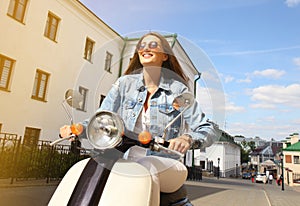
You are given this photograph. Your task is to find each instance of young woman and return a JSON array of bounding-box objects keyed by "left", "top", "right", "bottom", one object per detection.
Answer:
[{"left": 60, "top": 32, "right": 216, "bottom": 205}]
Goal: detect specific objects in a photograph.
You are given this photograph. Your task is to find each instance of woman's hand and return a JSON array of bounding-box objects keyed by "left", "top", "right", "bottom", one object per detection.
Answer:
[
  {"left": 59, "top": 125, "right": 72, "bottom": 138},
  {"left": 168, "top": 135, "right": 192, "bottom": 154}
]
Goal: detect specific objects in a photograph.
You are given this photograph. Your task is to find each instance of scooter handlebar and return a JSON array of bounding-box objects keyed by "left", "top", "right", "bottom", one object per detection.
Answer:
[
  {"left": 50, "top": 134, "right": 76, "bottom": 146},
  {"left": 153, "top": 143, "right": 184, "bottom": 159}
]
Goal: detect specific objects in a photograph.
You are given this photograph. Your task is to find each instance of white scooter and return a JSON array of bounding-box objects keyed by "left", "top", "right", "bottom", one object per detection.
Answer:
[{"left": 48, "top": 90, "right": 198, "bottom": 206}]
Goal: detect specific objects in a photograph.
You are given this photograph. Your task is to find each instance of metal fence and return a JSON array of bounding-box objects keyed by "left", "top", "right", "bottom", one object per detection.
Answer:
[
  {"left": 0, "top": 133, "right": 84, "bottom": 184},
  {"left": 293, "top": 172, "right": 300, "bottom": 184}
]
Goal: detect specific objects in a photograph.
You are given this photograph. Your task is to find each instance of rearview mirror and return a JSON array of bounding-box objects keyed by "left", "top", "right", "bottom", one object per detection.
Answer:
[{"left": 65, "top": 89, "right": 84, "bottom": 110}]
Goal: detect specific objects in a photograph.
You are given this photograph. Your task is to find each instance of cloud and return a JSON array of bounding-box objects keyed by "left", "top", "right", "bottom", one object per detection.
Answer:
[
  {"left": 226, "top": 120, "right": 297, "bottom": 140},
  {"left": 212, "top": 45, "right": 300, "bottom": 56},
  {"left": 250, "top": 84, "right": 300, "bottom": 108},
  {"left": 237, "top": 77, "right": 252, "bottom": 83},
  {"left": 225, "top": 101, "right": 245, "bottom": 113},
  {"left": 220, "top": 73, "right": 235, "bottom": 83},
  {"left": 250, "top": 103, "right": 276, "bottom": 109},
  {"left": 252, "top": 69, "right": 286, "bottom": 79},
  {"left": 236, "top": 69, "right": 285, "bottom": 84},
  {"left": 293, "top": 57, "right": 300, "bottom": 68},
  {"left": 285, "top": 0, "right": 300, "bottom": 7}
]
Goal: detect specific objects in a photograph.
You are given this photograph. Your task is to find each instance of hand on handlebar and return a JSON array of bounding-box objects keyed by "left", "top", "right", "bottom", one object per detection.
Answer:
[
  {"left": 168, "top": 135, "right": 192, "bottom": 154},
  {"left": 60, "top": 125, "right": 72, "bottom": 138},
  {"left": 50, "top": 125, "right": 76, "bottom": 146},
  {"left": 59, "top": 124, "right": 83, "bottom": 140}
]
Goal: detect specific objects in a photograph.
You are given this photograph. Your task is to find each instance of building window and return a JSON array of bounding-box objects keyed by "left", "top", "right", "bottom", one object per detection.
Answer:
[
  {"left": 32, "top": 69, "right": 50, "bottom": 102},
  {"left": 294, "top": 156, "right": 300, "bottom": 164},
  {"left": 0, "top": 54, "right": 15, "bottom": 92},
  {"left": 286, "top": 155, "right": 292, "bottom": 163},
  {"left": 78, "top": 86, "right": 88, "bottom": 111},
  {"left": 7, "top": 0, "right": 28, "bottom": 23},
  {"left": 23, "top": 127, "right": 40, "bottom": 147},
  {"left": 104, "top": 52, "right": 113, "bottom": 72},
  {"left": 44, "top": 12, "right": 60, "bottom": 42},
  {"left": 84, "top": 38, "right": 95, "bottom": 62}
]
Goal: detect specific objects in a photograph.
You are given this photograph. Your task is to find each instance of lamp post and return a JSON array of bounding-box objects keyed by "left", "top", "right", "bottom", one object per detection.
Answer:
[
  {"left": 279, "top": 152, "right": 284, "bottom": 191},
  {"left": 217, "top": 158, "right": 220, "bottom": 179}
]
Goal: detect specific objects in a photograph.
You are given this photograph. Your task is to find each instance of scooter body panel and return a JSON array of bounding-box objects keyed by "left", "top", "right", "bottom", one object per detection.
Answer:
[
  {"left": 48, "top": 158, "right": 90, "bottom": 206},
  {"left": 48, "top": 158, "right": 152, "bottom": 206},
  {"left": 99, "top": 159, "right": 152, "bottom": 206}
]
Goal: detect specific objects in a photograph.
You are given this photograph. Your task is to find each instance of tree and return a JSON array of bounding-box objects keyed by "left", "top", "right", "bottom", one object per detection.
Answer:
[
  {"left": 240, "top": 148, "right": 249, "bottom": 164},
  {"left": 247, "top": 141, "right": 256, "bottom": 152}
]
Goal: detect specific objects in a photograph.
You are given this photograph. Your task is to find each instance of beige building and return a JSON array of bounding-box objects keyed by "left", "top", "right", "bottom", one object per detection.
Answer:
[
  {"left": 282, "top": 133, "right": 300, "bottom": 187},
  {"left": 1, "top": 0, "right": 121, "bottom": 145},
  {"left": 1, "top": 0, "right": 199, "bottom": 145}
]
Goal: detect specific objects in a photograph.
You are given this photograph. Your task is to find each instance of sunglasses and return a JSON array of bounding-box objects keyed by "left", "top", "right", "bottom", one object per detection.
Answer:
[{"left": 137, "top": 41, "right": 160, "bottom": 51}]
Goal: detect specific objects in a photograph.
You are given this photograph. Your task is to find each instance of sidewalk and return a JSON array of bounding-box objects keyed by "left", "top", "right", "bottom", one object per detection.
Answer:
[{"left": 262, "top": 181, "right": 300, "bottom": 206}]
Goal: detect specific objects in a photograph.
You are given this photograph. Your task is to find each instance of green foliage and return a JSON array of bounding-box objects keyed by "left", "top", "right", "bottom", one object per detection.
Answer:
[
  {"left": 0, "top": 142, "right": 82, "bottom": 179},
  {"left": 240, "top": 148, "right": 249, "bottom": 163},
  {"left": 247, "top": 141, "right": 256, "bottom": 151}
]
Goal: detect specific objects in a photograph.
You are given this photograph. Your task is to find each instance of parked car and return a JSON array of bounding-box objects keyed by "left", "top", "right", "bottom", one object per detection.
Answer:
[
  {"left": 242, "top": 172, "right": 251, "bottom": 179},
  {"left": 255, "top": 173, "right": 266, "bottom": 183}
]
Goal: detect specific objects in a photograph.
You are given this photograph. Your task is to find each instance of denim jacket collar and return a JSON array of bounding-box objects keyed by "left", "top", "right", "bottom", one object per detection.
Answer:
[{"left": 135, "top": 68, "right": 172, "bottom": 93}]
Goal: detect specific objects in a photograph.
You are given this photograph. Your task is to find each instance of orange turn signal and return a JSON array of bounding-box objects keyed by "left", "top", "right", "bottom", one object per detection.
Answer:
[
  {"left": 71, "top": 123, "right": 83, "bottom": 135},
  {"left": 138, "top": 131, "right": 152, "bottom": 145}
]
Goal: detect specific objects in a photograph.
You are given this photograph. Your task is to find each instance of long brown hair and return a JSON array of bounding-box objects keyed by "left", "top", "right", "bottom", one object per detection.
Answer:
[{"left": 124, "top": 32, "right": 188, "bottom": 82}]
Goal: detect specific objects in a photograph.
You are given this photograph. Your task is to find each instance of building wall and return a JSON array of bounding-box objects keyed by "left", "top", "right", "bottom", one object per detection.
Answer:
[
  {"left": 283, "top": 150, "right": 300, "bottom": 186},
  {"left": 0, "top": 0, "right": 121, "bottom": 142},
  {"left": 206, "top": 141, "right": 241, "bottom": 177}
]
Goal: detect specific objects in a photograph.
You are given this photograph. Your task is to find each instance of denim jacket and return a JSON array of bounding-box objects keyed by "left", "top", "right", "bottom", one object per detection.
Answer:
[{"left": 97, "top": 71, "right": 217, "bottom": 145}]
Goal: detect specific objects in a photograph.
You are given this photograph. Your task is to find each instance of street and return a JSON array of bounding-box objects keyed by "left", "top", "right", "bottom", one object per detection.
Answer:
[
  {"left": 0, "top": 177, "right": 299, "bottom": 206},
  {"left": 0, "top": 185, "right": 56, "bottom": 206},
  {"left": 187, "top": 177, "right": 299, "bottom": 206}
]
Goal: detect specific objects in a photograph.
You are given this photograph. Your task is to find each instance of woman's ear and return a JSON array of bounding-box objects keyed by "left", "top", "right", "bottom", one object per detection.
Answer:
[{"left": 163, "top": 54, "right": 168, "bottom": 61}]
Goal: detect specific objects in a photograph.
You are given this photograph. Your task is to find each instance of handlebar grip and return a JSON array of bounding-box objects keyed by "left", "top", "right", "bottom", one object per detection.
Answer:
[
  {"left": 156, "top": 144, "right": 184, "bottom": 159},
  {"left": 50, "top": 134, "right": 76, "bottom": 146},
  {"left": 162, "top": 141, "right": 170, "bottom": 148}
]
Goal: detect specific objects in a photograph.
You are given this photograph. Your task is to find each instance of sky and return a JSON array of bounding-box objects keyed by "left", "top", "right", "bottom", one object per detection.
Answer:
[{"left": 79, "top": 0, "right": 300, "bottom": 141}]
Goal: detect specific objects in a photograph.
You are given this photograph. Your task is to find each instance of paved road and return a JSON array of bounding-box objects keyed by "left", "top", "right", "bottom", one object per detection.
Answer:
[
  {"left": 0, "top": 177, "right": 299, "bottom": 206},
  {"left": 186, "top": 177, "right": 300, "bottom": 206},
  {"left": 0, "top": 185, "right": 56, "bottom": 206}
]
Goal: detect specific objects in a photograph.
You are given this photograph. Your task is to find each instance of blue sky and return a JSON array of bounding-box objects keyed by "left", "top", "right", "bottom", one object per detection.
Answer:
[{"left": 79, "top": 0, "right": 300, "bottom": 141}]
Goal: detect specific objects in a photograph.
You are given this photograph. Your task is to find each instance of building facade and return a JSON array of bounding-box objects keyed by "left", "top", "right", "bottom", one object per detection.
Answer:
[
  {"left": 1, "top": 0, "right": 120, "bottom": 145},
  {"left": 282, "top": 133, "right": 300, "bottom": 186},
  {"left": 188, "top": 129, "right": 241, "bottom": 178}
]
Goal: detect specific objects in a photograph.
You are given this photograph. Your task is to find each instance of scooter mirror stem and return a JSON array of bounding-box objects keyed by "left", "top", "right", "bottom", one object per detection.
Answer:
[
  {"left": 62, "top": 96, "right": 74, "bottom": 124},
  {"left": 161, "top": 93, "right": 194, "bottom": 140},
  {"left": 161, "top": 106, "right": 189, "bottom": 140}
]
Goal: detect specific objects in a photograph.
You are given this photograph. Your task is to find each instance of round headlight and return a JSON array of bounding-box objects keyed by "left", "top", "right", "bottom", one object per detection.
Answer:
[{"left": 86, "top": 111, "right": 124, "bottom": 150}]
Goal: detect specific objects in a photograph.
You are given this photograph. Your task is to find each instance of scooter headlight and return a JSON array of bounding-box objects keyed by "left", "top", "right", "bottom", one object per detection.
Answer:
[{"left": 86, "top": 111, "right": 124, "bottom": 150}]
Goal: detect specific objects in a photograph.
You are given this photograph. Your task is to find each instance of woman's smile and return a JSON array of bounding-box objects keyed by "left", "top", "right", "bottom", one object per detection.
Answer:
[
  {"left": 142, "top": 52, "right": 154, "bottom": 58},
  {"left": 138, "top": 35, "right": 168, "bottom": 67}
]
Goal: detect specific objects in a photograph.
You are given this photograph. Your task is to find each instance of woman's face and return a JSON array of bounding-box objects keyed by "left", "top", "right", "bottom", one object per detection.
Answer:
[{"left": 137, "top": 35, "right": 168, "bottom": 68}]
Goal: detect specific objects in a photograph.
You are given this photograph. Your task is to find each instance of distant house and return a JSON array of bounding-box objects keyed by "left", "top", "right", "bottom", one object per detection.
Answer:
[
  {"left": 234, "top": 136, "right": 266, "bottom": 150},
  {"left": 282, "top": 133, "right": 300, "bottom": 186},
  {"left": 249, "top": 141, "right": 282, "bottom": 173},
  {"left": 189, "top": 128, "right": 241, "bottom": 178}
]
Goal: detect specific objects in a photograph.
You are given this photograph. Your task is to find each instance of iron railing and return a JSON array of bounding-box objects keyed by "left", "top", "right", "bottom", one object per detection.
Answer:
[{"left": 0, "top": 133, "right": 84, "bottom": 184}]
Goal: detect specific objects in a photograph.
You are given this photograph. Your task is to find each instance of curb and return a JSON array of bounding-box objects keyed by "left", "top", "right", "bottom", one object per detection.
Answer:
[{"left": 0, "top": 179, "right": 60, "bottom": 188}]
